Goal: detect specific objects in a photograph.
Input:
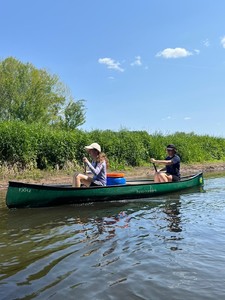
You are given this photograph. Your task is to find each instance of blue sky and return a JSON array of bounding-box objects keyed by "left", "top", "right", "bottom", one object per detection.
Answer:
[{"left": 1, "top": 0, "right": 225, "bottom": 137}]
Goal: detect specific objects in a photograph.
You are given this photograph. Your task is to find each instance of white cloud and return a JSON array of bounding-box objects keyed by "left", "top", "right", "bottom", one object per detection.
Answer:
[
  {"left": 162, "top": 116, "right": 173, "bottom": 121},
  {"left": 194, "top": 49, "right": 200, "bottom": 55},
  {"left": 131, "top": 55, "right": 142, "bottom": 66},
  {"left": 184, "top": 117, "right": 191, "bottom": 120},
  {"left": 98, "top": 57, "right": 124, "bottom": 72},
  {"left": 220, "top": 36, "right": 225, "bottom": 48},
  {"left": 203, "top": 39, "right": 210, "bottom": 47},
  {"left": 156, "top": 47, "right": 193, "bottom": 59}
]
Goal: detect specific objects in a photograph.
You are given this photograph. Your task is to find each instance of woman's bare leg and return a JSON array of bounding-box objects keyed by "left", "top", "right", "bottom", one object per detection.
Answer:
[
  {"left": 73, "top": 173, "right": 92, "bottom": 187},
  {"left": 154, "top": 172, "right": 172, "bottom": 183},
  {"left": 154, "top": 172, "right": 161, "bottom": 183},
  {"left": 158, "top": 173, "right": 172, "bottom": 182}
]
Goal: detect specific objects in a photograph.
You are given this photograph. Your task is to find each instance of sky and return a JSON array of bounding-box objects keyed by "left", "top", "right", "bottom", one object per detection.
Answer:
[{"left": 1, "top": 0, "right": 225, "bottom": 137}]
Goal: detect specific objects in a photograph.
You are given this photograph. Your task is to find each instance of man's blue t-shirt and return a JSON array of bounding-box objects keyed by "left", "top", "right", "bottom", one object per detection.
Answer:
[{"left": 166, "top": 154, "right": 180, "bottom": 178}]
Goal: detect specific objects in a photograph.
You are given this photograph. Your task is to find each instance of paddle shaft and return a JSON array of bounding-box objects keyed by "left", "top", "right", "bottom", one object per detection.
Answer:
[{"left": 152, "top": 163, "right": 157, "bottom": 172}]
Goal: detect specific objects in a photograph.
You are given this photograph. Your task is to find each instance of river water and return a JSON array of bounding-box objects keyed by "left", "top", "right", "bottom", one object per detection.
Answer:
[{"left": 1, "top": 174, "right": 225, "bottom": 300}]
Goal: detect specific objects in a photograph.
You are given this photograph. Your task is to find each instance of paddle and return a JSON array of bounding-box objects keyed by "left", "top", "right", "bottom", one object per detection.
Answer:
[
  {"left": 84, "top": 163, "right": 87, "bottom": 174},
  {"left": 152, "top": 162, "right": 157, "bottom": 172}
]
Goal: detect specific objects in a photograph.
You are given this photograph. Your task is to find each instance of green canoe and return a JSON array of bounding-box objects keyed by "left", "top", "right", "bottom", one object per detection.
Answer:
[{"left": 6, "top": 172, "right": 204, "bottom": 208}]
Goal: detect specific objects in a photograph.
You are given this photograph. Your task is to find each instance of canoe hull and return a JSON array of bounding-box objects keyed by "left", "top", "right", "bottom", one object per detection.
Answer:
[{"left": 6, "top": 173, "right": 204, "bottom": 208}]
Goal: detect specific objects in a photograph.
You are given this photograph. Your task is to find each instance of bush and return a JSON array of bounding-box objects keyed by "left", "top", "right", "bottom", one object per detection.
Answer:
[{"left": 1, "top": 121, "right": 225, "bottom": 171}]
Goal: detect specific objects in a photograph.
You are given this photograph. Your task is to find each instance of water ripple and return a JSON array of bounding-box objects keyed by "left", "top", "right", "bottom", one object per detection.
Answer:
[{"left": 1, "top": 176, "right": 225, "bottom": 299}]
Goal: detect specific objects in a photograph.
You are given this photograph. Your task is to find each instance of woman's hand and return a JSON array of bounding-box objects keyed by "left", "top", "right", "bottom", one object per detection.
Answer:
[
  {"left": 83, "top": 157, "right": 89, "bottom": 163},
  {"left": 150, "top": 158, "right": 156, "bottom": 163}
]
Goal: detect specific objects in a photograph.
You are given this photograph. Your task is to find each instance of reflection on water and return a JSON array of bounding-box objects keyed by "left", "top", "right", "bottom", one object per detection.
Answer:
[{"left": 1, "top": 179, "right": 225, "bottom": 299}]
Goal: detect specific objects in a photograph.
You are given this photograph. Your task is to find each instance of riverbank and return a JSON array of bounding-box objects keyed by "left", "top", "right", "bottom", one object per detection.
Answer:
[{"left": 1, "top": 161, "right": 225, "bottom": 190}]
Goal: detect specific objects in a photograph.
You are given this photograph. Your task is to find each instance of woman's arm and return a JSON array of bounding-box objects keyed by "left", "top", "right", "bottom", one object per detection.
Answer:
[
  {"left": 150, "top": 158, "right": 173, "bottom": 166},
  {"left": 150, "top": 158, "right": 173, "bottom": 165},
  {"left": 85, "top": 160, "right": 103, "bottom": 175}
]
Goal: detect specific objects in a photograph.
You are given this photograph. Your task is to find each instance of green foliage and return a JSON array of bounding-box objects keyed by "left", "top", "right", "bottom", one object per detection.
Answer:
[
  {"left": 0, "top": 121, "right": 38, "bottom": 168},
  {"left": 0, "top": 57, "right": 86, "bottom": 128},
  {"left": 31, "top": 125, "right": 88, "bottom": 169},
  {"left": 1, "top": 121, "right": 225, "bottom": 171},
  {"left": 63, "top": 99, "right": 86, "bottom": 129}
]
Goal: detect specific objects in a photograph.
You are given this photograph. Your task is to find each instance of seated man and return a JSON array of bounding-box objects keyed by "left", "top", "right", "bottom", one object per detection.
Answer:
[{"left": 150, "top": 144, "right": 180, "bottom": 183}]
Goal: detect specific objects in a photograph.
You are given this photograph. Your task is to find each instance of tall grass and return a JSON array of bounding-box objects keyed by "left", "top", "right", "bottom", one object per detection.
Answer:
[{"left": 1, "top": 121, "right": 225, "bottom": 172}]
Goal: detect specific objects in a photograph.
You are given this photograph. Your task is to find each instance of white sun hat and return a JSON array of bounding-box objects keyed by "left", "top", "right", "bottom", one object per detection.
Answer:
[{"left": 84, "top": 143, "right": 101, "bottom": 153}]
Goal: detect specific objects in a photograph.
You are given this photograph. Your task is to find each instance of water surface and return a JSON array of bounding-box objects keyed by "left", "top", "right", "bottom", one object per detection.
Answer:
[{"left": 1, "top": 175, "right": 225, "bottom": 299}]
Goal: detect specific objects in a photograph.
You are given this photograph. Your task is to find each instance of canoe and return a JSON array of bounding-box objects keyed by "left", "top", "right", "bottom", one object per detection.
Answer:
[{"left": 6, "top": 172, "right": 204, "bottom": 208}]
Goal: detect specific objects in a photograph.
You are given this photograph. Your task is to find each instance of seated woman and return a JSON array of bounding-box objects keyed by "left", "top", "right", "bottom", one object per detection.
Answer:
[
  {"left": 73, "top": 142, "right": 109, "bottom": 187},
  {"left": 150, "top": 144, "right": 180, "bottom": 183}
]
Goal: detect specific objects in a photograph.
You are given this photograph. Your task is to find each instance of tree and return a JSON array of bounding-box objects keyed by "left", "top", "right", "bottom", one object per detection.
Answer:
[
  {"left": 0, "top": 57, "right": 86, "bottom": 127},
  {"left": 63, "top": 99, "right": 86, "bottom": 129}
]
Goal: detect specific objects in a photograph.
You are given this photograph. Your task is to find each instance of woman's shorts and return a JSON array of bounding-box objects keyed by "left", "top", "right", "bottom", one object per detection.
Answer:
[{"left": 90, "top": 181, "right": 104, "bottom": 187}]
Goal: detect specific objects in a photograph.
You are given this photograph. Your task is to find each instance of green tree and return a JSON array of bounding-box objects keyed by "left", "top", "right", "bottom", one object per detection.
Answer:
[
  {"left": 0, "top": 57, "right": 86, "bottom": 127},
  {"left": 63, "top": 99, "right": 86, "bottom": 129}
]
